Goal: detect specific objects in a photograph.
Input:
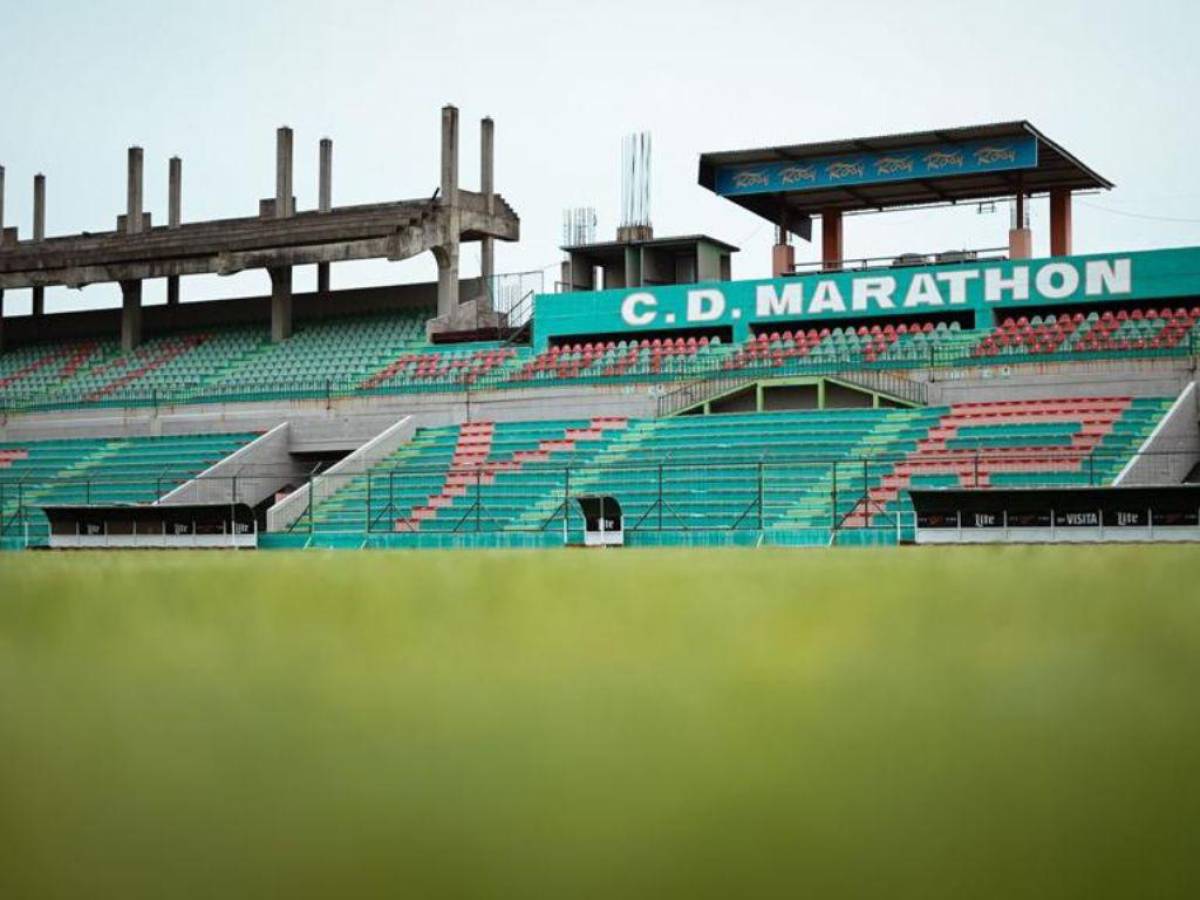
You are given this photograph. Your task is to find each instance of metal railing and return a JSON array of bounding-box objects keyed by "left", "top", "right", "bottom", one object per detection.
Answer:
[
  {"left": 4, "top": 447, "right": 1196, "bottom": 548},
  {"left": 788, "top": 246, "right": 1009, "bottom": 275}
]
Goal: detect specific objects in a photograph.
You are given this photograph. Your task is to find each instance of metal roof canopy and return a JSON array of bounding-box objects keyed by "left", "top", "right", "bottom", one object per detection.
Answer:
[{"left": 698, "top": 121, "right": 1112, "bottom": 239}]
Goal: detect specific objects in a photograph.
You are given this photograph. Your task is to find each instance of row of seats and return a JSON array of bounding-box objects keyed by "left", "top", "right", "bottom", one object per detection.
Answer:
[
  {"left": 2, "top": 307, "right": 1197, "bottom": 409},
  {"left": 973, "top": 307, "right": 1200, "bottom": 358},
  {"left": 299, "top": 398, "right": 1171, "bottom": 540},
  {"left": 0, "top": 432, "right": 260, "bottom": 546}
]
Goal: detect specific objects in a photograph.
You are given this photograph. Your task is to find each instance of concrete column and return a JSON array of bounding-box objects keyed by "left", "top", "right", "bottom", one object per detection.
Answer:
[
  {"left": 169, "top": 156, "right": 182, "bottom": 228},
  {"left": 275, "top": 126, "right": 294, "bottom": 218},
  {"left": 269, "top": 266, "right": 293, "bottom": 342},
  {"left": 1050, "top": 188, "right": 1072, "bottom": 257},
  {"left": 167, "top": 156, "right": 182, "bottom": 305},
  {"left": 317, "top": 137, "right": 332, "bottom": 295},
  {"left": 436, "top": 105, "right": 460, "bottom": 317},
  {"left": 821, "top": 208, "right": 843, "bottom": 271},
  {"left": 32, "top": 174, "right": 45, "bottom": 316},
  {"left": 120, "top": 280, "right": 142, "bottom": 351},
  {"left": 480, "top": 117, "right": 495, "bottom": 308},
  {"left": 0, "top": 165, "right": 5, "bottom": 350},
  {"left": 120, "top": 149, "right": 146, "bottom": 348},
  {"left": 126, "top": 147, "right": 144, "bottom": 234},
  {"left": 273, "top": 129, "right": 294, "bottom": 335},
  {"left": 318, "top": 138, "right": 332, "bottom": 212}
]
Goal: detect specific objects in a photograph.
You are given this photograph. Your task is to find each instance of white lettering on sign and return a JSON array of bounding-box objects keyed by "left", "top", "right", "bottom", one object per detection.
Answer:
[
  {"left": 1035, "top": 262, "right": 1080, "bottom": 299},
  {"left": 687, "top": 289, "right": 726, "bottom": 322},
  {"left": 903, "top": 273, "right": 942, "bottom": 308},
  {"left": 1085, "top": 258, "right": 1132, "bottom": 296},
  {"left": 756, "top": 283, "right": 804, "bottom": 317},
  {"left": 809, "top": 281, "right": 846, "bottom": 314},
  {"left": 621, "top": 291, "right": 657, "bottom": 326},
  {"left": 613, "top": 257, "right": 1135, "bottom": 329},
  {"left": 852, "top": 276, "right": 897, "bottom": 311},
  {"left": 984, "top": 266, "right": 1030, "bottom": 302},
  {"left": 935, "top": 269, "right": 979, "bottom": 304}
]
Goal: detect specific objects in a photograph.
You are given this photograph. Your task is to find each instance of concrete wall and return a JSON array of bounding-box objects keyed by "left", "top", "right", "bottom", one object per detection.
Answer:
[
  {"left": 266, "top": 415, "right": 415, "bottom": 532},
  {"left": 0, "top": 279, "right": 483, "bottom": 347},
  {"left": 0, "top": 383, "right": 659, "bottom": 446},
  {"left": 1115, "top": 381, "right": 1200, "bottom": 486},
  {"left": 924, "top": 358, "right": 1196, "bottom": 404},
  {"left": 709, "top": 387, "right": 758, "bottom": 414},
  {"left": 825, "top": 382, "right": 874, "bottom": 408},
  {"left": 158, "top": 422, "right": 308, "bottom": 507},
  {"left": 763, "top": 384, "right": 819, "bottom": 411}
]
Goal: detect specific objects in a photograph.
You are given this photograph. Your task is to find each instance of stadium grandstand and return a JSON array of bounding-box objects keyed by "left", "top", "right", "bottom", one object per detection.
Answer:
[{"left": 1, "top": 113, "right": 1198, "bottom": 550}]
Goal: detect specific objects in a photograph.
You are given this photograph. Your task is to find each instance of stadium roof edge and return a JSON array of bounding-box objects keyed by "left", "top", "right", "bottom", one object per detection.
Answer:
[{"left": 697, "top": 121, "right": 1113, "bottom": 223}]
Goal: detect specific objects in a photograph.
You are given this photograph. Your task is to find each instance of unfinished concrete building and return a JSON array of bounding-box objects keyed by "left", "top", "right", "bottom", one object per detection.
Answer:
[{"left": 0, "top": 105, "right": 518, "bottom": 351}]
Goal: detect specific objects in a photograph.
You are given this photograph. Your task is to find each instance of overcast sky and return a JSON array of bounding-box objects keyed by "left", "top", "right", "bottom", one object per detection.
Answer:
[{"left": 2, "top": 0, "right": 1198, "bottom": 314}]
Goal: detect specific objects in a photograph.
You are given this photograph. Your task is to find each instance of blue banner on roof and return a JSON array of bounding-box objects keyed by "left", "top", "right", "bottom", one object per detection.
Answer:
[{"left": 714, "top": 136, "right": 1038, "bottom": 196}]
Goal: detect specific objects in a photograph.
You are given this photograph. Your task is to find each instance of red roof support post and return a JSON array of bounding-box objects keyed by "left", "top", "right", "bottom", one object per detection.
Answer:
[
  {"left": 821, "top": 208, "right": 843, "bottom": 271},
  {"left": 1050, "top": 188, "right": 1072, "bottom": 257},
  {"left": 771, "top": 209, "right": 794, "bottom": 277},
  {"left": 1009, "top": 184, "right": 1032, "bottom": 260}
]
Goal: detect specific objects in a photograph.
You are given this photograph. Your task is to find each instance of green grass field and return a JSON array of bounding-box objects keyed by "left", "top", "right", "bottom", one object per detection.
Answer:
[{"left": 2, "top": 547, "right": 1198, "bottom": 898}]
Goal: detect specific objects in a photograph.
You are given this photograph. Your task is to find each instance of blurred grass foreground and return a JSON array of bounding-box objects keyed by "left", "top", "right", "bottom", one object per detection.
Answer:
[{"left": 1, "top": 546, "right": 1198, "bottom": 898}]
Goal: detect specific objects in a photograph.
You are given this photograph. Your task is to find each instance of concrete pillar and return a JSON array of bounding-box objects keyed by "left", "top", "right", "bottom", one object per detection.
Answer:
[
  {"left": 318, "top": 138, "right": 332, "bottom": 212},
  {"left": 436, "top": 105, "right": 460, "bottom": 317},
  {"left": 126, "top": 147, "right": 144, "bottom": 234},
  {"left": 480, "top": 117, "right": 495, "bottom": 308},
  {"left": 167, "top": 156, "right": 182, "bottom": 305},
  {"left": 120, "top": 149, "right": 145, "bottom": 348},
  {"left": 1050, "top": 188, "right": 1072, "bottom": 257},
  {"left": 270, "top": 266, "right": 293, "bottom": 342},
  {"left": 32, "top": 174, "right": 45, "bottom": 316},
  {"left": 120, "top": 280, "right": 142, "bottom": 351},
  {"left": 317, "top": 137, "right": 332, "bottom": 295},
  {"left": 169, "top": 156, "right": 182, "bottom": 228},
  {"left": 821, "top": 208, "right": 843, "bottom": 271},
  {"left": 273, "top": 128, "right": 294, "bottom": 336},
  {"left": 0, "top": 165, "right": 4, "bottom": 349},
  {"left": 275, "top": 126, "right": 294, "bottom": 218}
]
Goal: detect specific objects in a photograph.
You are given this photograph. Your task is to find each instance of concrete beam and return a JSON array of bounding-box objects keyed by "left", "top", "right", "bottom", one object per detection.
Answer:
[
  {"left": 269, "top": 265, "right": 292, "bottom": 342},
  {"left": 317, "top": 138, "right": 332, "bottom": 295},
  {"left": 0, "top": 196, "right": 515, "bottom": 290},
  {"left": 276, "top": 126, "right": 294, "bottom": 218},
  {"left": 480, "top": 116, "right": 495, "bottom": 304},
  {"left": 120, "top": 279, "right": 142, "bottom": 351}
]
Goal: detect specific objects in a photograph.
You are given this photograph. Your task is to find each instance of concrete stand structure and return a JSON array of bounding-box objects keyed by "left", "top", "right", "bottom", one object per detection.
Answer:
[{"left": 0, "top": 105, "right": 519, "bottom": 350}]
